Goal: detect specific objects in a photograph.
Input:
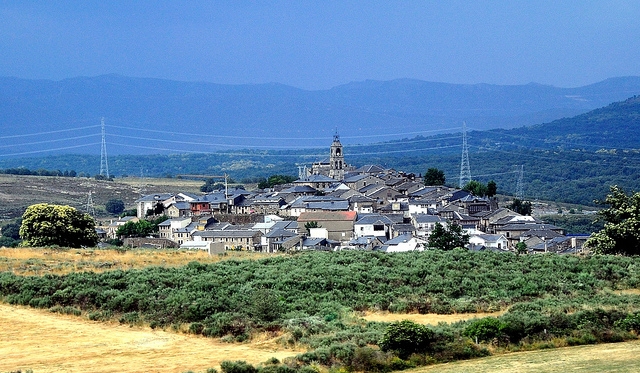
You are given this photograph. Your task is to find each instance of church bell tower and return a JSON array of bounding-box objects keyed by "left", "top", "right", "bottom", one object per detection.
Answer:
[{"left": 329, "top": 131, "right": 345, "bottom": 180}]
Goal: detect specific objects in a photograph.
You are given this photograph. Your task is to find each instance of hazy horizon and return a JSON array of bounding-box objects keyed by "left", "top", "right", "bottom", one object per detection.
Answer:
[{"left": 2, "top": 2, "right": 640, "bottom": 90}]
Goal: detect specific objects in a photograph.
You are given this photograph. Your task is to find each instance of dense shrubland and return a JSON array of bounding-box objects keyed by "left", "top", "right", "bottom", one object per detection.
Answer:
[{"left": 2, "top": 250, "right": 640, "bottom": 371}]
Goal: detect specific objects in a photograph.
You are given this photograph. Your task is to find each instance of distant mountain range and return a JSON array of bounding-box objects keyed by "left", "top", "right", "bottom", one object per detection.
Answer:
[{"left": 2, "top": 74, "right": 640, "bottom": 156}]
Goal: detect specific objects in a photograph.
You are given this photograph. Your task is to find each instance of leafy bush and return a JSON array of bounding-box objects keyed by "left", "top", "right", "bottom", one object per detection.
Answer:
[
  {"left": 464, "top": 317, "right": 507, "bottom": 343},
  {"left": 220, "top": 361, "right": 257, "bottom": 373},
  {"left": 379, "top": 320, "right": 434, "bottom": 359}
]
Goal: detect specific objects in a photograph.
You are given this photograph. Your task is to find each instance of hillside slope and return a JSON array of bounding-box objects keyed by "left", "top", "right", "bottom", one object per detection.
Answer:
[{"left": 2, "top": 75, "right": 640, "bottom": 155}]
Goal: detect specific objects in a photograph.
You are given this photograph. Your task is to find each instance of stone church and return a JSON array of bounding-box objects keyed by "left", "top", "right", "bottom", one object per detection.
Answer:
[{"left": 309, "top": 133, "right": 355, "bottom": 181}]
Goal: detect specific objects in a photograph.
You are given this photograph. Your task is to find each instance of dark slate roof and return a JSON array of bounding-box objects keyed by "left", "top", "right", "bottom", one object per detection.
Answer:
[
  {"left": 264, "top": 228, "right": 297, "bottom": 239},
  {"left": 135, "top": 193, "right": 174, "bottom": 203},
  {"left": 448, "top": 190, "right": 472, "bottom": 202},
  {"left": 295, "top": 174, "right": 336, "bottom": 183},
  {"left": 385, "top": 233, "right": 414, "bottom": 245},
  {"left": 297, "top": 211, "right": 358, "bottom": 222},
  {"left": 493, "top": 215, "right": 541, "bottom": 225},
  {"left": 358, "top": 184, "right": 381, "bottom": 193},
  {"left": 349, "top": 236, "right": 386, "bottom": 245},
  {"left": 408, "top": 187, "right": 438, "bottom": 197},
  {"left": 468, "top": 244, "right": 510, "bottom": 253},
  {"left": 354, "top": 164, "right": 386, "bottom": 174},
  {"left": 355, "top": 214, "right": 396, "bottom": 225},
  {"left": 343, "top": 174, "right": 368, "bottom": 183},
  {"left": 349, "top": 194, "right": 376, "bottom": 203},
  {"left": 170, "top": 202, "right": 191, "bottom": 210},
  {"left": 272, "top": 221, "right": 298, "bottom": 231},
  {"left": 174, "top": 222, "right": 199, "bottom": 233},
  {"left": 413, "top": 214, "right": 445, "bottom": 224},
  {"left": 306, "top": 200, "right": 350, "bottom": 210},
  {"left": 379, "top": 202, "right": 409, "bottom": 212},
  {"left": 459, "top": 195, "right": 490, "bottom": 203},
  {"left": 473, "top": 234, "right": 506, "bottom": 242},
  {"left": 471, "top": 207, "right": 514, "bottom": 218},
  {"left": 290, "top": 195, "right": 347, "bottom": 208},
  {"left": 192, "top": 230, "right": 261, "bottom": 238},
  {"left": 193, "top": 192, "right": 226, "bottom": 202},
  {"left": 393, "top": 223, "right": 415, "bottom": 233},
  {"left": 520, "top": 229, "right": 565, "bottom": 239},
  {"left": 499, "top": 223, "right": 562, "bottom": 232},
  {"left": 281, "top": 185, "right": 318, "bottom": 193}
]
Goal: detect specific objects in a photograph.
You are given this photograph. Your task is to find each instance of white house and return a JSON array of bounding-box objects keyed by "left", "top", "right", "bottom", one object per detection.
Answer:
[
  {"left": 468, "top": 234, "right": 509, "bottom": 251},
  {"left": 382, "top": 233, "right": 425, "bottom": 252}
]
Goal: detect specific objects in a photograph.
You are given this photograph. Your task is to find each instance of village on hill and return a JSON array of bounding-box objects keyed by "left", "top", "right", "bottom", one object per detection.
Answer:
[{"left": 101, "top": 133, "right": 586, "bottom": 255}]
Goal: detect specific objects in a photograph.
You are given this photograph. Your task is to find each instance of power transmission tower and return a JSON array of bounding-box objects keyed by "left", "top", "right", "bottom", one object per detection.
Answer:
[
  {"left": 515, "top": 165, "right": 524, "bottom": 200},
  {"left": 459, "top": 122, "right": 471, "bottom": 188},
  {"left": 99, "top": 117, "right": 110, "bottom": 178},
  {"left": 86, "top": 191, "right": 95, "bottom": 217}
]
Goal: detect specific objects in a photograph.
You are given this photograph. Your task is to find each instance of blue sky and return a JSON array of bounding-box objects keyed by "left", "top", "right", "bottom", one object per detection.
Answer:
[{"left": 2, "top": 1, "right": 640, "bottom": 90}]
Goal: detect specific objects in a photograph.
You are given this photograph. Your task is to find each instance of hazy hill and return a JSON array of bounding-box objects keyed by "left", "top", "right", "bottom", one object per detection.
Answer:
[{"left": 2, "top": 75, "right": 640, "bottom": 155}]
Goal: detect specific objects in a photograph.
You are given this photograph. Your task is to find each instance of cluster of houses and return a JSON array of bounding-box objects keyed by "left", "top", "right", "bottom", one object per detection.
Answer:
[{"left": 103, "top": 135, "right": 586, "bottom": 254}]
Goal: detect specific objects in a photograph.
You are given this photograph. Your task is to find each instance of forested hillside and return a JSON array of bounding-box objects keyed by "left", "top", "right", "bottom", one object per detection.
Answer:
[
  {"left": 2, "top": 75, "right": 640, "bottom": 155},
  {"left": 1, "top": 96, "right": 639, "bottom": 205}
]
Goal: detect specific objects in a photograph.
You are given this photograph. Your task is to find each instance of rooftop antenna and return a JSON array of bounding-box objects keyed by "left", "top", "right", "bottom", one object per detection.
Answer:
[
  {"left": 99, "top": 117, "right": 109, "bottom": 178},
  {"left": 515, "top": 165, "right": 524, "bottom": 200},
  {"left": 459, "top": 122, "right": 471, "bottom": 188}
]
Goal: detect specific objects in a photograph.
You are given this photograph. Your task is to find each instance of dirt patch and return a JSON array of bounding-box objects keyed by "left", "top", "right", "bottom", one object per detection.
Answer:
[
  {"left": 361, "top": 310, "right": 506, "bottom": 325},
  {"left": 0, "top": 303, "right": 300, "bottom": 373}
]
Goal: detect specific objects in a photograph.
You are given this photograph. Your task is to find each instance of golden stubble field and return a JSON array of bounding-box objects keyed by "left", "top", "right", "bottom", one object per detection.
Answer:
[
  {"left": 0, "top": 247, "right": 268, "bottom": 275},
  {"left": 0, "top": 303, "right": 300, "bottom": 373}
]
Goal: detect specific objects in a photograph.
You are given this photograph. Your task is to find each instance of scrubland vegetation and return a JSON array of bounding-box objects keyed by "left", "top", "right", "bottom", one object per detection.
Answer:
[{"left": 2, "top": 249, "right": 640, "bottom": 372}]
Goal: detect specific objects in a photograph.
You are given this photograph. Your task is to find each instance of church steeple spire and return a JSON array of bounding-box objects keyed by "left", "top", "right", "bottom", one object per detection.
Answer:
[{"left": 329, "top": 130, "right": 345, "bottom": 180}]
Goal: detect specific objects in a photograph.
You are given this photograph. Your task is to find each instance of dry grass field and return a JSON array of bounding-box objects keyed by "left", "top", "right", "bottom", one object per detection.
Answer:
[
  {"left": 2, "top": 248, "right": 640, "bottom": 372},
  {"left": 411, "top": 340, "right": 640, "bottom": 373},
  {"left": 0, "top": 174, "right": 204, "bottom": 220},
  {"left": 360, "top": 310, "right": 507, "bottom": 325},
  {"left": 0, "top": 303, "right": 301, "bottom": 373},
  {"left": 0, "top": 247, "right": 272, "bottom": 276}
]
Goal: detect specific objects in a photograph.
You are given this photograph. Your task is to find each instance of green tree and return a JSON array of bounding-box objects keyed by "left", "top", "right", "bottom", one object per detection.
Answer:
[
  {"left": 379, "top": 320, "right": 434, "bottom": 359},
  {"left": 116, "top": 220, "right": 157, "bottom": 238},
  {"left": 464, "top": 317, "right": 508, "bottom": 343},
  {"left": 1, "top": 221, "right": 22, "bottom": 240},
  {"left": 508, "top": 199, "right": 532, "bottom": 215},
  {"left": 19, "top": 203, "right": 98, "bottom": 248},
  {"left": 487, "top": 180, "right": 497, "bottom": 197},
  {"left": 427, "top": 222, "right": 469, "bottom": 250},
  {"left": 585, "top": 185, "right": 640, "bottom": 255},
  {"left": 463, "top": 180, "right": 488, "bottom": 197},
  {"left": 105, "top": 199, "right": 125, "bottom": 215},
  {"left": 304, "top": 221, "right": 321, "bottom": 232},
  {"left": 201, "top": 178, "right": 225, "bottom": 193},
  {"left": 258, "top": 174, "right": 297, "bottom": 189},
  {"left": 515, "top": 241, "right": 528, "bottom": 255},
  {"left": 424, "top": 168, "right": 445, "bottom": 186}
]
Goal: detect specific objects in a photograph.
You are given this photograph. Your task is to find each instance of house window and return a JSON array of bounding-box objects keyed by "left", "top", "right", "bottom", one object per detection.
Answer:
[{"left": 374, "top": 224, "right": 384, "bottom": 231}]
